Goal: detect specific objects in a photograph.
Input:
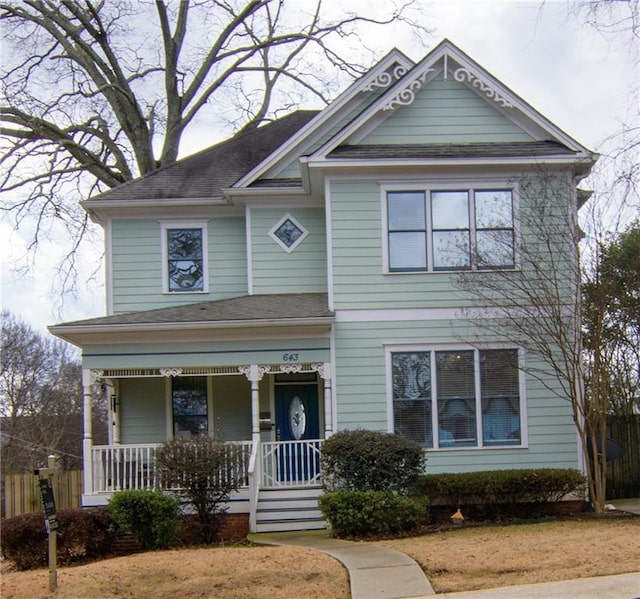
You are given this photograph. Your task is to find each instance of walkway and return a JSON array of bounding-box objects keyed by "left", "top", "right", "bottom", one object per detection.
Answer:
[
  {"left": 249, "top": 530, "right": 435, "bottom": 598},
  {"left": 250, "top": 527, "right": 640, "bottom": 599}
]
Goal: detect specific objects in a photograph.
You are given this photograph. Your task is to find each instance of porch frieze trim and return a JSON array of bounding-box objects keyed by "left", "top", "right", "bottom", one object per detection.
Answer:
[
  {"left": 90, "top": 370, "right": 105, "bottom": 383},
  {"left": 239, "top": 364, "right": 271, "bottom": 382},
  {"left": 159, "top": 367, "right": 183, "bottom": 377}
]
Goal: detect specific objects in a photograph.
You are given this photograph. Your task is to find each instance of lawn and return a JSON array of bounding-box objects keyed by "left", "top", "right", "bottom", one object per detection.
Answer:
[{"left": 2, "top": 516, "right": 639, "bottom": 598}]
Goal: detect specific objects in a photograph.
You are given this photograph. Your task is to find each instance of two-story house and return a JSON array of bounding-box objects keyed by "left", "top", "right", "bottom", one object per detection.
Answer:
[{"left": 50, "top": 40, "right": 597, "bottom": 532}]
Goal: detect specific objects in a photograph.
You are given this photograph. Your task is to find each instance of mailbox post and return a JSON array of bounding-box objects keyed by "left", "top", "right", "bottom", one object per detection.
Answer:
[{"left": 35, "top": 455, "right": 59, "bottom": 592}]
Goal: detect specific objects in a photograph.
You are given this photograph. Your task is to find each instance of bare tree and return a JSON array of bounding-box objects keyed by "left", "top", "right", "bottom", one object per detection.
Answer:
[
  {"left": 0, "top": 310, "right": 105, "bottom": 471},
  {"left": 454, "top": 172, "right": 618, "bottom": 512},
  {"left": 0, "top": 0, "right": 430, "bottom": 286}
]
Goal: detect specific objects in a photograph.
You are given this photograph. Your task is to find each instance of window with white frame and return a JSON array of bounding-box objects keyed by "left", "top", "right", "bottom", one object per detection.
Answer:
[
  {"left": 161, "top": 222, "right": 208, "bottom": 293},
  {"left": 386, "top": 187, "right": 515, "bottom": 271},
  {"left": 390, "top": 347, "right": 522, "bottom": 448}
]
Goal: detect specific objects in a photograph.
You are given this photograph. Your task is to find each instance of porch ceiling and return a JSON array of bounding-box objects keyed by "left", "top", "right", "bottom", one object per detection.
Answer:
[{"left": 49, "top": 293, "right": 334, "bottom": 347}]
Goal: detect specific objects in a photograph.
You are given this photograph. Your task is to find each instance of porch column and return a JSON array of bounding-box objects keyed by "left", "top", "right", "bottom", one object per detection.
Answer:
[
  {"left": 82, "top": 369, "right": 94, "bottom": 496},
  {"left": 239, "top": 365, "right": 270, "bottom": 443},
  {"left": 313, "top": 362, "right": 333, "bottom": 437},
  {"left": 105, "top": 379, "right": 120, "bottom": 445}
]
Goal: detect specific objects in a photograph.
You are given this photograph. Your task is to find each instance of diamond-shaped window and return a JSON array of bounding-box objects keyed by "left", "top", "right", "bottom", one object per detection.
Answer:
[{"left": 269, "top": 214, "right": 308, "bottom": 253}]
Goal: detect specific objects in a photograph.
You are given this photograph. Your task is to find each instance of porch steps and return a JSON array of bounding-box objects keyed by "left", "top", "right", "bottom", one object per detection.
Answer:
[{"left": 255, "top": 487, "right": 327, "bottom": 533}]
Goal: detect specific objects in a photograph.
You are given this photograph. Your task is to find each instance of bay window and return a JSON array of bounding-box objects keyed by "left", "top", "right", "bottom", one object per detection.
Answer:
[{"left": 391, "top": 347, "right": 522, "bottom": 448}]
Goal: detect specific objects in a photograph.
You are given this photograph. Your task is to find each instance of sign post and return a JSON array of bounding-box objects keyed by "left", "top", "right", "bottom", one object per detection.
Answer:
[{"left": 35, "top": 455, "right": 59, "bottom": 592}]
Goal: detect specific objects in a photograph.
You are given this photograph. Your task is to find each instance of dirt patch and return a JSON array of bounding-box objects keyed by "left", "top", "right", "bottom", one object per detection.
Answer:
[
  {"left": 0, "top": 544, "right": 350, "bottom": 599},
  {"left": 376, "top": 516, "right": 640, "bottom": 593}
]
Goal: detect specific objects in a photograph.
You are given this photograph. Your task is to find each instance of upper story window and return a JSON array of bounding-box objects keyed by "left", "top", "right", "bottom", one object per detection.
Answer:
[
  {"left": 161, "top": 221, "right": 209, "bottom": 293},
  {"left": 390, "top": 347, "right": 523, "bottom": 449},
  {"left": 386, "top": 187, "right": 515, "bottom": 272}
]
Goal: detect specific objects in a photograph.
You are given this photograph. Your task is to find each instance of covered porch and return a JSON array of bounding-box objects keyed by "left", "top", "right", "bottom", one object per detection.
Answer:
[{"left": 50, "top": 293, "right": 335, "bottom": 531}]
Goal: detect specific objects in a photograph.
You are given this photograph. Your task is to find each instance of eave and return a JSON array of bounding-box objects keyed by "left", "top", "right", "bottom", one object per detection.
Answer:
[{"left": 49, "top": 316, "right": 335, "bottom": 348}]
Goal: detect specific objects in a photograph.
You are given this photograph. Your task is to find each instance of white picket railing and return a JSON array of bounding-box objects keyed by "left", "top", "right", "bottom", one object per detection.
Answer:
[
  {"left": 260, "top": 439, "right": 323, "bottom": 488},
  {"left": 91, "top": 441, "right": 253, "bottom": 493}
]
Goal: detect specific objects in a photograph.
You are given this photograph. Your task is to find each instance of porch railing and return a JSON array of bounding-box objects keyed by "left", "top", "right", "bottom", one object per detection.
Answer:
[
  {"left": 91, "top": 441, "right": 253, "bottom": 494},
  {"left": 260, "top": 439, "right": 323, "bottom": 488}
]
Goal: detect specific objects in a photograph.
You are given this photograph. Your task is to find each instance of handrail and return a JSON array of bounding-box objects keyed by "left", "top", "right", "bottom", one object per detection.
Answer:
[{"left": 248, "top": 437, "right": 261, "bottom": 532}]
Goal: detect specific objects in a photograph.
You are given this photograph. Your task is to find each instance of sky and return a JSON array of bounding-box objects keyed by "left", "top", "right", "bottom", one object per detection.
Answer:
[{"left": 1, "top": 0, "right": 637, "bottom": 337}]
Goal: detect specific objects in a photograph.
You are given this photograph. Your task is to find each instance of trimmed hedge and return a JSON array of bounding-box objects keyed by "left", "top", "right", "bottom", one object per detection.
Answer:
[
  {"left": 319, "top": 490, "right": 429, "bottom": 537},
  {"left": 0, "top": 508, "right": 114, "bottom": 570},
  {"left": 320, "top": 429, "right": 425, "bottom": 493},
  {"left": 409, "top": 468, "right": 586, "bottom": 519},
  {"left": 108, "top": 489, "right": 180, "bottom": 550}
]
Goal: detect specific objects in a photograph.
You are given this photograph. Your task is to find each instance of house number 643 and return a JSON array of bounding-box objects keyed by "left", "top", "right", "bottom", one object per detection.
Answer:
[{"left": 282, "top": 353, "right": 299, "bottom": 362}]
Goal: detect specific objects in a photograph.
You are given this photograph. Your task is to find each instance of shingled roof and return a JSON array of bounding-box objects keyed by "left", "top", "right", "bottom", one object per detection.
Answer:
[
  {"left": 51, "top": 293, "right": 333, "bottom": 329},
  {"left": 327, "top": 141, "right": 575, "bottom": 160},
  {"left": 89, "top": 111, "right": 319, "bottom": 202}
]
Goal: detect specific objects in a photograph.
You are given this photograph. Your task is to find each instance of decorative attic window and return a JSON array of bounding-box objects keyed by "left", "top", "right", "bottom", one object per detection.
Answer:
[
  {"left": 161, "top": 221, "right": 209, "bottom": 293},
  {"left": 269, "top": 213, "right": 308, "bottom": 253}
]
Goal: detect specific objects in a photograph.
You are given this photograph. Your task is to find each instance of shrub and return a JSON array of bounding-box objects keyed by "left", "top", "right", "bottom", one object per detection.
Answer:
[
  {"left": 108, "top": 489, "right": 180, "bottom": 550},
  {"left": 319, "top": 490, "right": 429, "bottom": 537},
  {"left": 155, "top": 437, "right": 245, "bottom": 543},
  {"left": 320, "top": 429, "right": 425, "bottom": 493},
  {"left": 1, "top": 508, "right": 115, "bottom": 570},
  {"left": 410, "top": 468, "right": 586, "bottom": 518}
]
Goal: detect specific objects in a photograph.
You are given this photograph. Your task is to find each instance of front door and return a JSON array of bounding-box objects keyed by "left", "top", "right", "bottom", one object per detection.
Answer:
[{"left": 274, "top": 384, "right": 320, "bottom": 482}]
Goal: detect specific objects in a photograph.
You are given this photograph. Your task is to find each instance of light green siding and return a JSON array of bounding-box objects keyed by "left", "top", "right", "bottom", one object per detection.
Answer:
[
  {"left": 212, "top": 376, "right": 251, "bottom": 441},
  {"left": 111, "top": 217, "right": 247, "bottom": 313},
  {"left": 360, "top": 74, "right": 532, "bottom": 144},
  {"left": 329, "top": 176, "right": 575, "bottom": 310},
  {"left": 82, "top": 337, "right": 330, "bottom": 370},
  {"left": 119, "top": 378, "right": 167, "bottom": 444},
  {"left": 251, "top": 208, "right": 327, "bottom": 294},
  {"left": 333, "top": 319, "right": 579, "bottom": 474}
]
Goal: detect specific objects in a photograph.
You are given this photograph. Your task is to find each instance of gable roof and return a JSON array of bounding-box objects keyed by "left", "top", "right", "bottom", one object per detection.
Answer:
[{"left": 87, "top": 111, "right": 318, "bottom": 202}]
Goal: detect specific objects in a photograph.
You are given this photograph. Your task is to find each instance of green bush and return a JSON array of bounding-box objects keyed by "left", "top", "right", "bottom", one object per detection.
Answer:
[
  {"left": 319, "top": 490, "right": 429, "bottom": 537},
  {"left": 155, "top": 437, "right": 245, "bottom": 543},
  {"left": 409, "top": 468, "right": 586, "bottom": 518},
  {"left": 1, "top": 509, "right": 115, "bottom": 570},
  {"left": 108, "top": 489, "right": 180, "bottom": 550},
  {"left": 320, "top": 429, "right": 425, "bottom": 493}
]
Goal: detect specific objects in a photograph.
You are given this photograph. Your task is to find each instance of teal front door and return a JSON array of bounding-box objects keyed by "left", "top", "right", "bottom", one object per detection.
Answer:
[{"left": 274, "top": 384, "right": 320, "bottom": 482}]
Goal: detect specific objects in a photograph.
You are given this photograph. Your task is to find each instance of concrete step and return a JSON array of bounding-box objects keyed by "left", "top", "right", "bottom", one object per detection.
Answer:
[{"left": 255, "top": 518, "right": 327, "bottom": 533}]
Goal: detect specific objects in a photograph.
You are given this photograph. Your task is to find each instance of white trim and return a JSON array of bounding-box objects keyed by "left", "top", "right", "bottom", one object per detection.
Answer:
[
  {"left": 245, "top": 206, "right": 253, "bottom": 295},
  {"left": 105, "top": 218, "right": 114, "bottom": 315},
  {"left": 233, "top": 49, "right": 415, "bottom": 188},
  {"left": 160, "top": 220, "right": 210, "bottom": 294},
  {"left": 385, "top": 342, "right": 528, "bottom": 450},
  {"left": 268, "top": 213, "right": 309, "bottom": 254},
  {"left": 330, "top": 327, "right": 338, "bottom": 433},
  {"left": 325, "top": 178, "right": 335, "bottom": 311}
]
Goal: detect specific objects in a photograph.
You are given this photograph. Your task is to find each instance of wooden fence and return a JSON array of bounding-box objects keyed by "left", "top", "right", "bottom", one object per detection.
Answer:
[
  {"left": 607, "top": 415, "right": 640, "bottom": 500},
  {"left": 3, "top": 470, "right": 83, "bottom": 518}
]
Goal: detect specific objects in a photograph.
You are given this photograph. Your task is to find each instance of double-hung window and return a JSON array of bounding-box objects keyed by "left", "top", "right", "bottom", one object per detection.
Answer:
[
  {"left": 390, "top": 347, "right": 522, "bottom": 448},
  {"left": 161, "top": 221, "right": 208, "bottom": 293},
  {"left": 172, "top": 376, "right": 209, "bottom": 438},
  {"left": 386, "top": 187, "right": 515, "bottom": 271}
]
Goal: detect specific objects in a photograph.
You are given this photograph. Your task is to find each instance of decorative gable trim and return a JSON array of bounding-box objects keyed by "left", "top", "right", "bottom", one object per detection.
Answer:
[
  {"left": 362, "top": 63, "right": 409, "bottom": 92},
  {"left": 452, "top": 67, "right": 514, "bottom": 108},
  {"left": 382, "top": 68, "right": 435, "bottom": 111},
  {"left": 232, "top": 48, "right": 415, "bottom": 189},
  {"left": 310, "top": 39, "right": 595, "bottom": 161}
]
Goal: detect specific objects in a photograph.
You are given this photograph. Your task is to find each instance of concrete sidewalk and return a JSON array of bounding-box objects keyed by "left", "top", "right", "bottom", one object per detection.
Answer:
[
  {"left": 249, "top": 530, "right": 640, "bottom": 599},
  {"left": 249, "top": 530, "right": 435, "bottom": 598},
  {"left": 435, "top": 572, "right": 640, "bottom": 599}
]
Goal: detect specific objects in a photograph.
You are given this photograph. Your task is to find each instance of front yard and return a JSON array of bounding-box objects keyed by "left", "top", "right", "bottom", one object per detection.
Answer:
[{"left": 2, "top": 516, "right": 639, "bottom": 598}]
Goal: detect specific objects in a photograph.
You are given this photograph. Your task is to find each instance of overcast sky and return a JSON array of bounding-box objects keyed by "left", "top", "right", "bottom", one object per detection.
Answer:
[{"left": 1, "top": 0, "right": 637, "bottom": 336}]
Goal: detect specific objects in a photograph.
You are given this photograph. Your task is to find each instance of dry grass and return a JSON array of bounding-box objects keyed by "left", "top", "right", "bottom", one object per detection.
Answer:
[
  {"left": 3, "top": 516, "right": 639, "bottom": 598},
  {"left": 376, "top": 516, "right": 640, "bottom": 593},
  {"left": 0, "top": 545, "right": 350, "bottom": 599}
]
